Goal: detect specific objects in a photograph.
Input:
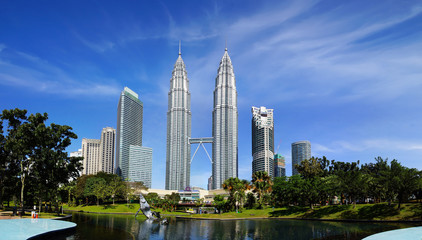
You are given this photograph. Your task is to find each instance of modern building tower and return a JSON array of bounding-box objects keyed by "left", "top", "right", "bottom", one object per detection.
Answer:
[
  {"left": 81, "top": 138, "right": 101, "bottom": 175},
  {"left": 291, "top": 140, "right": 311, "bottom": 175},
  {"left": 274, "top": 154, "right": 286, "bottom": 177},
  {"left": 212, "top": 48, "right": 238, "bottom": 189},
  {"left": 166, "top": 49, "right": 191, "bottom": 190},
  {"left": 128, "top": 145, "right": 152, "bottom": 188},
  {"left": 116, "top": 87, "right": 143, "bottom": 180},
  {"left": 207, "top": 176, "right": 213, "bottom": 191},
  {"left": 99, "top": 127, "right": 115, "bottom": 174},
  {"left": 252, "top": 106, "right": 274, "bottom": 177}
]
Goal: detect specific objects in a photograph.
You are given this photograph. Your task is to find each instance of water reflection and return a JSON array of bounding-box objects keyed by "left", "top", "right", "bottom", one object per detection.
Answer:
[{"left": 68, "top": 213, "right": 417, "bottom": 240}]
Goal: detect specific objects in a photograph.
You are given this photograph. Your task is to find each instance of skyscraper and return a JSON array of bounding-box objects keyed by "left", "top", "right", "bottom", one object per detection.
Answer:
[
  {"left": 128, "top": 145, "right": 152, "bottom": 188},
  {"left": 166, "top": 49, "right": 191, "bottom": 190},
  {"left": 291, "top": 140, "right": 311, "bottom": 175},
  {"left": 212, "top": 48, "right": 238, "bottom": 189},
  {"left": 99, "top": 127, "right": 115, "bottom": 174},
  {"left": 207, "top": 176, "right": 213, "bottom": 190},
  {"left": 116, "top": 87, "right": 143, "bottom": 180},
  {"left": 274, "top": 154, "right": 286, "bottom": 177},
  {"left": 81, "top": 138, "right": 100, "bottom": 175},
  {"left": 252, "top": 106, "right": 274, "bottom": 177}
]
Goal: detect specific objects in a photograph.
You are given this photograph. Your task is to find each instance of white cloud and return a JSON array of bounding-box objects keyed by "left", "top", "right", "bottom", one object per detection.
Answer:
[
  {"left": 74, "top": 32, "right": 116, "bottom": 53},
  {"left": 317, "top": 139, "right": 422, "bottom": 154},
  {"left": 0, "top": 47, "right": 121, "bottom": 97}
]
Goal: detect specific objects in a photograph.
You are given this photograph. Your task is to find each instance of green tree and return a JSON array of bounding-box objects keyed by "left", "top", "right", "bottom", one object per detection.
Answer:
[
  {"left": 1, "top": 109, "right": 81, "bottom": 214},
  {"left": 108, "top": 175, "right": 125, "bottom": 205},
  {"left": 223, "top": 177, "right": 249, "bottom": 212},
  {"left": 164, "top": 192, "right": 180, "bottom": 212},
  {"left": 85, "top": 177, "right": 108, "bottom": 206},
  {"left": 362, "top": 157, "right": 390, "bottom": 203},
  {"left": 245, "top": 192, "right": 256, "bottom": 209},
  {"left": 145, "top": 192, "right": 160, "bottom": 208},
  {"left": 296, "top": 157, "right": 334, "bottom": 208},
  {"left": 330, "top": 160, "right": 369, "bottom": 208},
  {"left": 390, "top": 160, "right": 420, "bottom": 210},
  {"left": 251, "top": 171, "right": 273, "bottom": 208},
  {"left": 213, "top": 194, "right": 226, "bottom": 213}
]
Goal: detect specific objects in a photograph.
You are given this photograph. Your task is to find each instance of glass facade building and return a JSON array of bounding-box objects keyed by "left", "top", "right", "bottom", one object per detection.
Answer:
[
  {"left": 128, "top": 145, "right": 152, "bottom": 188},
  {"left": 274, "top": 154, "right": 286, "bottom": 177},
  {"left": 116, "top": 87, "right": 143, "bottom": 180},
  {"left": 291, "top": 140, "right": 311, "bottom": 175},
  {"left": 252, "top": 106, "right": 274, "bottom": 177},
  {"left": 166, "top": 51, "right": 191, "bottom": 190},
  {"left": 212, "top": 48, "right": 238, "bottom": 189}
]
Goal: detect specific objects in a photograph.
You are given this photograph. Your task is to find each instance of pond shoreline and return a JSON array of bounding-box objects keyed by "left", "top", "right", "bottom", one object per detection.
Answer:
[
  {"left": 175, "top": 215, "right": 422, "bottom": 223},
  {"left": 63, "top": 209, "right": 422, "bottom": 223}
]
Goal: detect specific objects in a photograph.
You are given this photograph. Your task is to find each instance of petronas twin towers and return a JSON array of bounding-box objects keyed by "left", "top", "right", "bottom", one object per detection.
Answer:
[{"left": 166, "top": 47, "right": 238, "bottom": 190}]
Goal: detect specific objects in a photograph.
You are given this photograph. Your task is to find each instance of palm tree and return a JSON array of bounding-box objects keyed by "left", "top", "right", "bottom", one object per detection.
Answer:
[
  {"left": 252, "top": 171, "right": 273, "bottom": 208},
  {"left": 223, "top": 178, "right": 250, "bottom": 212}
]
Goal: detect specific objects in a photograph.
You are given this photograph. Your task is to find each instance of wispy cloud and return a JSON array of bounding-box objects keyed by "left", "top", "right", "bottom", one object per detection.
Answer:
[
  {"left": 0, "top": 45, "right": 121, "bottom": 96},
  {"left": 315, "top": 139, "right": 422, "bottom": 154},
  {"left": 73, "top": 32, "right": 116, "bottom": 53}
]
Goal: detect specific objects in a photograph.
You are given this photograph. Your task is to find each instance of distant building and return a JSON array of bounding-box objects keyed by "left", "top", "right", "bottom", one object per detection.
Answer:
[
  {"left": 207, "top": 176, "right": 213, "bottom": 190},
  {"left": 116, "top": 87, "right": 143, "bottom": 180},
  {"left": 274, "top": 154, "right": 286, "bottom": 177},
  {"left": 81, "top": 138, "right": 101, "bottom": 175},
  {"left": 252, "top": 106, "right": 274, "bottom": 177},
  {"left": 99, "top": 127, "right": 115, "bottom": 174},
  {"left": 291, "top": 140, "right": 311, "bottom": 175},
  {"left": 70, "top": 149, "right": 82, "bottom": 158},
  {"left": 128, "top": 145, "right": 152, "bottom": 188}
]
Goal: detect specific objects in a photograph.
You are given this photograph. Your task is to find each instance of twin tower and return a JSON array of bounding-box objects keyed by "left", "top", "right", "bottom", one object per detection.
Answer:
[{"left": 166, "top": 47, "right": 238, "bottom": 190}]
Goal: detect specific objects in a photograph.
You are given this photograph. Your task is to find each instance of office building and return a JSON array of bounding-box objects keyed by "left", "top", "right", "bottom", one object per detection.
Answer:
[
  {"left": 212, "top": 48, "right": 238, "bottom": 189},
  {"left": 116, "top": 87, "right": 143, "bottom": 180},
  {"left": 128, "top": 145, "right": 152, "bottom": 188},
  {"left": 291, "top": 140, "right": 311, "bottom": 175},
  {"left": 252, "top": 106, "right": 274, "bottom": 177},
  {"left": 81, "top": 138, "right": 101, "bottom": 175},
  {"left": 166, "top": 48, "right": 192, "bottom": 190},
  {"left": 99, "top": 127, "right": 115, "bottom": 174},
  {"left": 274, "top": 154, "right": 286, "bottom": 177},
  {"left": 207, "top": 176, "right": 213, "bottom": 191}
]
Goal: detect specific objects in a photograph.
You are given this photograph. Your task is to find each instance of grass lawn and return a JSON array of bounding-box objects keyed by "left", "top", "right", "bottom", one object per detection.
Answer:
[
  {"left": 184, "top": 203, "right": 422, "bottom": 221},
  {"left": 63, "top": 203, "right": 189, "bottom": 216}
]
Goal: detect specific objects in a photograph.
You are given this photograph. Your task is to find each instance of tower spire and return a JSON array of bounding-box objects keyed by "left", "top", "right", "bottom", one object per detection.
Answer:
[
  {"left": 225, "top": 39, "right": 227, "bottom": 51},
  {"left": 179, "top": 40, "right": 181, "bottom": 55}
]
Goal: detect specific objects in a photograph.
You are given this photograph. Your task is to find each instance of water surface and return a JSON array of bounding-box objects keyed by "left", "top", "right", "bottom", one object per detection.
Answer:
[{"left": 67, "top": 213, "right": 418, "bottom": 240}]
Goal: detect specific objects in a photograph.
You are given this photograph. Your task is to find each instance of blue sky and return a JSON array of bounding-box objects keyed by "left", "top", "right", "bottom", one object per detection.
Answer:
[{"left": 1, "top": 0, "right": 422, "bottom": 189}]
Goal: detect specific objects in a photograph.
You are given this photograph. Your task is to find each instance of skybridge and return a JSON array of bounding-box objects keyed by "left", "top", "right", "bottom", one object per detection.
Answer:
[{"left": 189, "top": 137, "right": 213, "bottom": 164}]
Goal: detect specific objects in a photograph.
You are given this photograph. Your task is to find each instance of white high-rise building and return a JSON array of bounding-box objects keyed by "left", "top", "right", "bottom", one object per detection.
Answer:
[
  {"left": 212, "top": 48, "right": 238, "bottom": 189},
  {"left": 81, "top": 138, "right": 101, "bottom": 175},
  {"left": 99, "top": 127, "right": 115, "bottom": 174},
  {"left": 166, "top": 49, "right": 191, "bottom": 190},
  {"left": 116, "top": 87, "right": 143, "bottom": 180},
  {"left": 252, "top": 106, "right": 274, "bottom": 177}
]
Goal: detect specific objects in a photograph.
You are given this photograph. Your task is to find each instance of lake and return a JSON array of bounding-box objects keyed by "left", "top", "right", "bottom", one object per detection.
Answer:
[{"left": 65, "top": 212, "right": 418, "bottom": 240}]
